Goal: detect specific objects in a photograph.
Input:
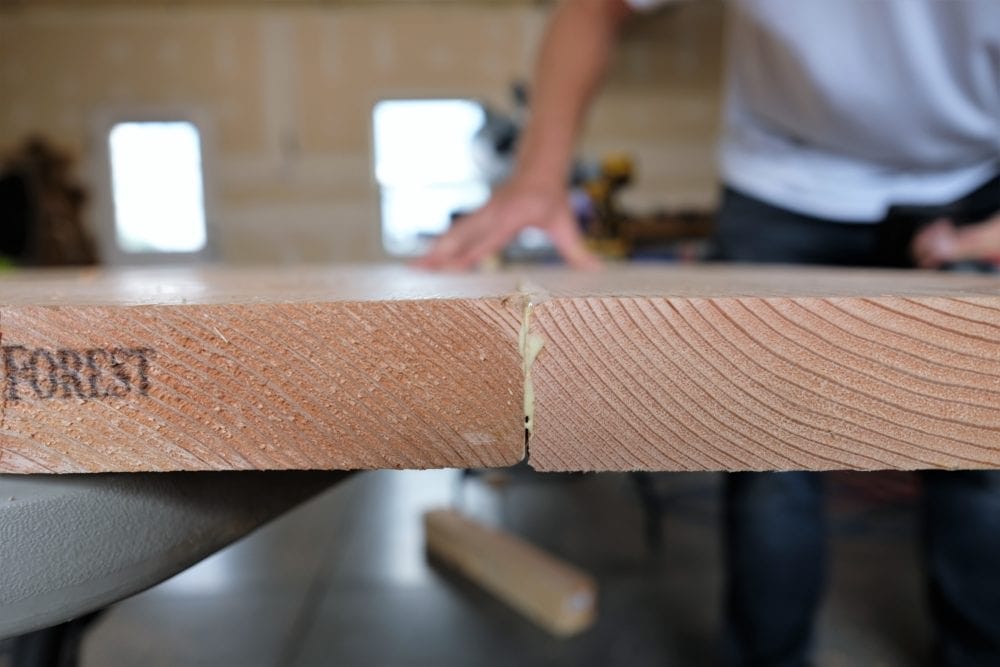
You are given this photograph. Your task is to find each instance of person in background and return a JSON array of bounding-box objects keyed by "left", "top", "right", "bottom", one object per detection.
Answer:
[
  {"left": 419, "top": 1, "right": 1000, "bottom": 665},
  {"left": 914, "top": 217, "right": 1000, "bottom": 269}
]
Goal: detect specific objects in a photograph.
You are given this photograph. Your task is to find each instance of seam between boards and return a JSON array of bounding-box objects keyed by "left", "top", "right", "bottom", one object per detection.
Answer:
[{"left": 516, "top": 280, "right": 548, "bottom": 466}]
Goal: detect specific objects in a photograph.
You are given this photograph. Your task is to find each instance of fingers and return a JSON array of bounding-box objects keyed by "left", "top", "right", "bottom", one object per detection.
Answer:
[
  {"left": 414, "top": 208, "right": 498, "bottom": 270},
  {"left": 415, "top": 188, "right": 600, "bottom": 271},
  {"left": 452, "top": 222, "right": 523, "bottom": 271},
  {"left": 548, "top": 211, "right": 602, "bottom": 270},
  {"left": 912, "top": 218, "right": 956, "bottom": 269}
]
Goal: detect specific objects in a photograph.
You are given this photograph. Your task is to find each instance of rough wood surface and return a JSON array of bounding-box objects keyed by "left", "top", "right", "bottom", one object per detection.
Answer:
[
  {"left": 0, "top": 264, "right": 998, "bottom": 473},
  {"left": 0, "top": 266, "right": 525, "bottom": 473},
  {"left": 424, "top": 508, "right": 597, "bottom": 637},
  {"left": 526, "top": 266, "right": 1000, "bottom": 471}
]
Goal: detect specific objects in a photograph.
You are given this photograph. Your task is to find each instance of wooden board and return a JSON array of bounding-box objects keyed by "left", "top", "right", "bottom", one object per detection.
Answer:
[
  {"left": 0, "top": 266, "right": 526, "bottom": 473},
  {"left": 424, "top": 508, "right": 597, "bottom": 637},
  {"left": 0, "top": 264, "right": 997, "bottom": 473},
  {"left": 525, "top": 266, "right": 1000, "bottom": 471}
]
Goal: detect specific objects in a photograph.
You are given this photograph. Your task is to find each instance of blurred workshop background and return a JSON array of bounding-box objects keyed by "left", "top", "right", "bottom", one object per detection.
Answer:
[
  {"left": 0, "top": 1, "right": 936, "bottom": 666},
  {"left": 0, "top": 0, "right": 721, "bottom": 268}
]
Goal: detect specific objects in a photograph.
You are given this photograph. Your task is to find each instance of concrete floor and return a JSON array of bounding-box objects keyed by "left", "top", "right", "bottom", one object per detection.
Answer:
[{"left": 82, "top": 469, "right": 931, "bottom": 666}]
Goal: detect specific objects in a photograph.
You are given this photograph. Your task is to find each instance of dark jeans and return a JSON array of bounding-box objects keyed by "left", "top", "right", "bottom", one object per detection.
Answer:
[{"left": 714, "top": 175, "right": 1000, "bottom": 667}]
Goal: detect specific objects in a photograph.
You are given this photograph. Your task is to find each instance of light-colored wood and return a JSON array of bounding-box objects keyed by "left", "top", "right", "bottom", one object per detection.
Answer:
[
  {"left": 526, "top": 265, "right": 1000, "bottom": 471},
  {"left": 0, "top": 264, "right": 998, "bottom": 473},
  {"left": 0, "top": 266, "right": 525, "bottom": 473},
  {"left": 423, "top": 508, "right": 597, "bottom": 637}
]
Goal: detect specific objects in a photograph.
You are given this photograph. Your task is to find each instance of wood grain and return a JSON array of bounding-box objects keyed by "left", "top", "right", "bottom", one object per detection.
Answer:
[
  {"left": 526, "top": 266, "right": 1000, "bottom": 471},
  {"left": 0, "top": 266, "right": 525, "bottom": 472},
  {"left": 0, "top": 264, "right": 997, "bottom": 473}
]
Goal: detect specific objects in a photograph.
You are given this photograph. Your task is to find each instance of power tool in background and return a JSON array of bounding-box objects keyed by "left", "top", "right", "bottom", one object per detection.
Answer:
[{"left": 459, "top": 82, "right": 714, "bottom": 264}]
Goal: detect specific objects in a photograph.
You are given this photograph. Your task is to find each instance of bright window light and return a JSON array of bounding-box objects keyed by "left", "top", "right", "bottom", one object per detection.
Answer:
[
  {"left": 373, "top": 99, "right": 490, "bottom": 256},
  {"left": 109, "top": 121, "right": 207, "bottom": 253}
]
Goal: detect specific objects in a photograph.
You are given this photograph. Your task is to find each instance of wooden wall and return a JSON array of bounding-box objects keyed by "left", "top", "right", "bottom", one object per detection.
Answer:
[{"left": 0, "top": 1, "right": 724, "bottom": 264}]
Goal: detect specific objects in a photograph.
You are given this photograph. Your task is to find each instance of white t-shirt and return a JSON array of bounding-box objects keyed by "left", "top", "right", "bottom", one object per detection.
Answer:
[{"left": 626, "top": 0, "right": 1000, "bottom": 222}]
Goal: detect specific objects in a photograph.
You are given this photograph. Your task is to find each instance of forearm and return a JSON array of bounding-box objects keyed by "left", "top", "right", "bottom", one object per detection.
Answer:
[
  {"left": 514, "top": 0, "right": 632, "bottom": 191},
  {"left": 416, "top": 0, "right": 629, "bottom": 270}
]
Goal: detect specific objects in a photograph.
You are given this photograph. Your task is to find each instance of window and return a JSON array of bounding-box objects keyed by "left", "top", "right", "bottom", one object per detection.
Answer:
[
  {"left": 373, "top": 99, "right": 490, "bottom": 256},
  {"left": 108, "top": 121, "right": 207, "bottom": 254}
]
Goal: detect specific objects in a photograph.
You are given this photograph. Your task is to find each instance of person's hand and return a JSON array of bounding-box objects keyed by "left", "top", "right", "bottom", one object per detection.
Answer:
[
  {"left": 415, "top": 182, "right": 601, "bottom": 271},
  {"left": 911, "top": 214, "right": 1000, "bottom": 268},
  {"left": 912, "top": 218, "right": 960, "bottom": 268}
]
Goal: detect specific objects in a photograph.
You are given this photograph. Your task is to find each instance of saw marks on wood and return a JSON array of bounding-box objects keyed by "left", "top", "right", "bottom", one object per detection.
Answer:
[
  {"left": 527, "top": 273, "right": 1000, "bottom": 471},
  {"left": 520, "top": 266, "right": 1000, "bottom": 472},
  {"left": 0, "top": 264, "right": 997, "bottom": 473},
  {"left": 0, "top": 267, "right": 525, "bottom": 473}
]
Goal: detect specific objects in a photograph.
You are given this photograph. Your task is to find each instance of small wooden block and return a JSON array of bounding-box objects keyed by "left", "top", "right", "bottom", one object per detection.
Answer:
[{"left": 424, "top": 508, "right": 597, "bottom": 637}]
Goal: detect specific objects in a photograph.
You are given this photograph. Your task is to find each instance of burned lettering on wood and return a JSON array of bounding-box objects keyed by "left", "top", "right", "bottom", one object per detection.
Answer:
[{"left": 3, "top": 346, "right": 154, "bottom": 401}]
